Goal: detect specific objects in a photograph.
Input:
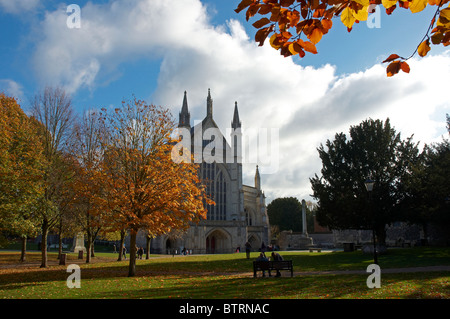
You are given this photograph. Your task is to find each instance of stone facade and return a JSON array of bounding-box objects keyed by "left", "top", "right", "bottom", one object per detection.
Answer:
[{"left": 135, "top": 90, "right": 270, "bottom": 254}]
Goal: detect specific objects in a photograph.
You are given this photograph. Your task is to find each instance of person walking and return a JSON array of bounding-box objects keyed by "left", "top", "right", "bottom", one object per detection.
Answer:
[
  {"left": 261, "top": 242, "right": 266, "bottom": 253},
  {"left": 122, "top": 245, "right": 127, "bottom": 260},
  {"left": 245, "top": 241, "right": 252, "bottom": 259}
]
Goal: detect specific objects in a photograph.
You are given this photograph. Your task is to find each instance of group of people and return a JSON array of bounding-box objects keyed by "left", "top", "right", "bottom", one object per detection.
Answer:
[
  {"left": 244, "top": 241, "right": 280, "bottom": 259},
  {"left": 113, "top": 244, "right": 145, "bottom": 259},
  {"left": 256, "top": 251, "right": 284, "bottom": 277}
]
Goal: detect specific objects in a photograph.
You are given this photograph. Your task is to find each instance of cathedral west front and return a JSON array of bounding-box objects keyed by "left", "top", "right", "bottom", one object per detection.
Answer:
[{"left": 145, "top": 90, "right": 270, "bottom": 254}]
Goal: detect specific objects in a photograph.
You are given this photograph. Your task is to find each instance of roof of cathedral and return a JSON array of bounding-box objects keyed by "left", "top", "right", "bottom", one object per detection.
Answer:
[{"left": 178, "top": 89, "right": 242, "bottom": 153}]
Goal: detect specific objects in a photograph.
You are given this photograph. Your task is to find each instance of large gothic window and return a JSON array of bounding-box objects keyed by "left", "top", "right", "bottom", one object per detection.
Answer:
[
  {"left": 201, "top": 162, "right": 227, "bottom": 220},
  {"left": 245, "top": 208, "right": 252, "bottom": 226}
]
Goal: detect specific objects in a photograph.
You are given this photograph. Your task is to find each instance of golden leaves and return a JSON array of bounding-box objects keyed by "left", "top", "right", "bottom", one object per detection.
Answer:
[
  {"left": 252, "top": 17, "right": 271, "bottom": 29},
  {"left": 0, "top": 93, "right": 45, "bottom": 234},
  {"left": 418, "top": 39, "right": 431, "bottom": 57},
  {"left": 409, "top": 0, "right": 428, "bottom": 13},
  {"left": 382, "top": 54, "right": 410, "bottom": 77},
  {"left": 382, "top": 54, "right": 401, "bottom": 63},
  {"left": 236, "top": 0, "right": 449, "bottom": 77},
  {"left": 99, "top": 99, "right": 209, "bottom": 238},
  {"left": 236, "top": 0, "right": 339, "bottom": 58},
  {"left": 340, "top": 7, "right": 356, "bottom": 29},
  {"left": 309, "top": 28, "right": 323, "bottom": 44},
  {"left": 382, "top": 0, "right": 398, "bottom": 9},
  {"left": 440, "top": 7, "right": 450, "bottom": 22},
  {"left": 352, "top": 6, "right": 369, "bottom": 21}
]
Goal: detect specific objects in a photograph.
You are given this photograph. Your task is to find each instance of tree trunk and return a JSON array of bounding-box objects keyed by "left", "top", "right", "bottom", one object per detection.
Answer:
[
  {"left": 145, "top": 235, "right": 151, "bottom": 260},
  {"left": 375, "top": 224, "right": 387, "bottom": 246},
  {"left": 20, "top": 236, "right": 27, "bottom": 262},
  {"left": 422, "top": 222, "right": 429, "bottom": 245},
  {"left": 40, "top": 219, "right": 48, "bottom": 268},
  {"left": 86, "top": 231, "right": 92, "bottom": 263},
  {"left": 57, "top": 215, "right": 63, "bottom": 259},
  {"left": 58, "top": 233, "right": 63, "bottom": 259},
  {"left": 128, "top": 230, "right": 137, "bottom": 277},
  {"left": 118, "top": 229, "right": 125, "bottom": 261}
]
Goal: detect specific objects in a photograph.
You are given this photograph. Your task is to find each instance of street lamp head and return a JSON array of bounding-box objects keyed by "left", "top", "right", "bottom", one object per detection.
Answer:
[{"left": 365, "top": 178, "right": 375, "bottom": 192}]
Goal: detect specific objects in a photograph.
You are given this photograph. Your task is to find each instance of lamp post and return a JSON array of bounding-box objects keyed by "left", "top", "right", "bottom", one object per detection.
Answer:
[{"left": 365, "top": 178, "right": 378, "bottom": 265}]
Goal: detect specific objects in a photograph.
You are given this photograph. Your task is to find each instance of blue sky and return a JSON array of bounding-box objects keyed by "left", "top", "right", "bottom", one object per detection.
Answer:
[{"left": 1, "top": 0, "right": 449, "bottom": 202}]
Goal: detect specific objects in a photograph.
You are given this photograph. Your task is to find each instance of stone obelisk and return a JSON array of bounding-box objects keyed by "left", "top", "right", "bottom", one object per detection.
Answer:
[
  {"left": 299, "top": 199, "right": 313, "bottom": 248},
  {"left": 302, "top": 199, "right": 308, "bottom": 237}
]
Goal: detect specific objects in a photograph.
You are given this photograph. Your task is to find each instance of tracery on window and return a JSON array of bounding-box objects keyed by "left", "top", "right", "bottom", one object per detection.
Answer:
[{"left": 201, "top": 162, "right": 227, "bottom": 221}]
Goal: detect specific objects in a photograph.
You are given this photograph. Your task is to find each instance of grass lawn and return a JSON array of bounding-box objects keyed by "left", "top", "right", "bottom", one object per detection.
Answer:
[{"left": 0, "top": 247, "right": 449, "bottom": 299}]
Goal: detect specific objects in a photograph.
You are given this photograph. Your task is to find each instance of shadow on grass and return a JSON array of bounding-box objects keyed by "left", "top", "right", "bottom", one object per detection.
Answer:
[
  {"left": 66, "top": 271, "right": 450, "bottom": 299},
  {"left": 1, "top": 247, "right": 449, "bottom": 298}
]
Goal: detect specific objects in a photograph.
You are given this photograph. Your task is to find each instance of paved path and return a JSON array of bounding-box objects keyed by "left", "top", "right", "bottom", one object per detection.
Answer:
[
  {"left": 292, "top": 265, "right": 450, "bottom": 276},
  {"left": 212, "top": 266, "right": 450, "bottom": 278}
]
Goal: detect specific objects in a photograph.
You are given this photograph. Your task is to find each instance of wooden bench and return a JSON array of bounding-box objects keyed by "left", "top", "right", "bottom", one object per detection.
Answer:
[
  {"left": 253, "top": 260, "right": 293, "bottom": 277},
  {"left": 309, "top": 248, "right": 322, "bottom": 253},
  {"left": 402, "top": 241, "right": 412, "bottom": 248}
]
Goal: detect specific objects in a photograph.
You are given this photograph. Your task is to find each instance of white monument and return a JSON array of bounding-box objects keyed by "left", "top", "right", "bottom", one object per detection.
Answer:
[
  {"left": 72, "top": 232, "right": 86, "bottom": 254},
  {"left": 302, "top": 199, "right": 308, "bottom": 237}
]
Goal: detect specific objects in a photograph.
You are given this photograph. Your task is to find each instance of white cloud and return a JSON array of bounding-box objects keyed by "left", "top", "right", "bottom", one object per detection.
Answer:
[
  {"left": 0, "top": 79, "right": 24, "bottom": 101},
  {"left": 0, "top": 0, "right": 39, "bottom": 14},
  {"left": 30, "top": 0, "right": 450, "bottom": 203},
  {"left": 31, "top": 0, "right": 211, "bottom": 93}
]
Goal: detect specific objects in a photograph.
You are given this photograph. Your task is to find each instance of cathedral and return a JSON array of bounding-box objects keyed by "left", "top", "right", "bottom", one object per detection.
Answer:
[{"left": 147, "top": 90, "right": 270, "bottom": 254}]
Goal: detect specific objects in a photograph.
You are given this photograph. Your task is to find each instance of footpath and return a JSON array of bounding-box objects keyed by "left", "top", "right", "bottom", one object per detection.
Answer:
[{"left": 293, "top": 265, "right": 450, "bottom": 276}]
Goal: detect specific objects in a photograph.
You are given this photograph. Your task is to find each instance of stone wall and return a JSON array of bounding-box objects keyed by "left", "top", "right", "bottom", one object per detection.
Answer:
[
  {"left": 278, "top": 231, "right": 313, "bottom": 250},
  {"left": 331, "top": 221, "right": 447, "bottom": 247}
]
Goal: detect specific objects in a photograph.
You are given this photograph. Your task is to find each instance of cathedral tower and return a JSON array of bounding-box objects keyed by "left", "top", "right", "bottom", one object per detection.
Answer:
[
  {"left": 255, "top": 165, "right": 261, "bottom": 191},
  {"left": 178, "top": 91, "right": 190, "bottom": 129},
  {"left": 206, "top": 88, "right": 213, "bottom": 118}
]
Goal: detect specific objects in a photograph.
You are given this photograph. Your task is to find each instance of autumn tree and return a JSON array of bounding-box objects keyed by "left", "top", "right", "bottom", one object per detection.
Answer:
[
  {"left": 31, "top": 86, "right": 76, "bottom": 267},
  {"left": 101, "top": 97, "right": 210, "bottom": 277},
  {"left": 0, "top": 93, "right": 44, "bottom": 261},
  {"left": 70, "top": 110, "right": 109, "bottom": 263},
  {"left": 310, "top": 118, "right": 420, "bottom": 244},
  {"left": 235, "top": 0, "right": 450, "bottom": 76}
]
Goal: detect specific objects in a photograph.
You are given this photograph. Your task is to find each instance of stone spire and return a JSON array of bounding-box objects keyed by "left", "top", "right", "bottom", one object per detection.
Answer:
[
  {"left": 255, "top": 165, "right": 261, "bottom": 190},
  {"left": 178, "top": 91, "right": 190, "bottom": 128},
  {"left": 231, "top": 101, "right": 241, "bottom": 130},
  {"left": 206, "top": 88, "right": 213, "bottom": 118}
]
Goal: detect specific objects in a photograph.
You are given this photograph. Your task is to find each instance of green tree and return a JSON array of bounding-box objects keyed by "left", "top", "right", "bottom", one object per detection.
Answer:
[
  {"left": 403, "top": 138, "right": 450, "bottom": 239},
  {"left": 446, "top": 113, "right": 449, "bottom": 133},
  {"left": 310, "top": 118, "right": 420, "bottom": 245},
  {"left": 267, "top": 197, "right": 303, "bottom": 233}
]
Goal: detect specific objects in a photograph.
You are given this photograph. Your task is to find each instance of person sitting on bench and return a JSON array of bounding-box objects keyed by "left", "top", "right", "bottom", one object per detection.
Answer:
[
  {"left": 271, "top": 252, "right": 284, "bottom": 277},
  {"left": 256, "top": 252, "right": 269, "bottom": 277}
]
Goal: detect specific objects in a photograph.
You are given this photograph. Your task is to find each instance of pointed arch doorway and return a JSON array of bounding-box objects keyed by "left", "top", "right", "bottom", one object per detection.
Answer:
[{"left": 206, "top": 228, "right": 231, "bottom": 254}]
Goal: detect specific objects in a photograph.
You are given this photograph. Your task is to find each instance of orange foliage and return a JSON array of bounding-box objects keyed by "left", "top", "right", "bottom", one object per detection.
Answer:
[
  {"left": 236, "top": 0, "right": 450, "bottom": 76},
  {"left": 97, "top": 98, "right": 211, "bottom": 276}
]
